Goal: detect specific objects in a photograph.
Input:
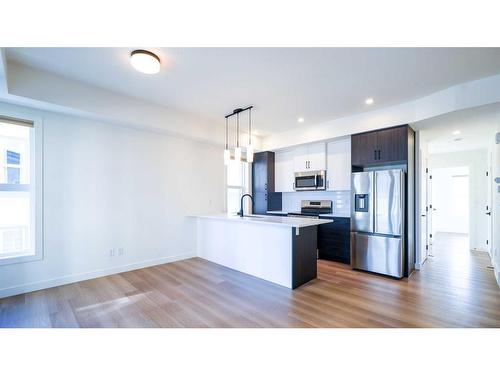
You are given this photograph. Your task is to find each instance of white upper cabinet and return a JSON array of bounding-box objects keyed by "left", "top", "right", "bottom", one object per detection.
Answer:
[
  {"left": 326, "top": 137, "right": 351, "bottom": 191},
  {"left": 308, "top": 142, "right": 327, "bottom": 171},
  {"left": 293, "top": 142, "right": 326, "bottom": 172},
  {"left": 275, "top": 150, "right": 295, "bottom": 192},
  {"left": 292, "top": 145, "right": 309, "bottom": 172}
]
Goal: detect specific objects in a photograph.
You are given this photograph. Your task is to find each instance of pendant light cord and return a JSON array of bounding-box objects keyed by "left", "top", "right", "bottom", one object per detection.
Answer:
[
  {"left": 236, "top": 112, "right": 240, "bottom": 148},
  {"left": 249, "top": 108, "right": 252, "bottom": 145},
  {"left": 225, "top": 117, "right": 228, "bottom": 150}
]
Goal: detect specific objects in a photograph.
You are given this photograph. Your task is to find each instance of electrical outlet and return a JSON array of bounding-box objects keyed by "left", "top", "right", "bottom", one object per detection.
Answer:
[
  {"left": 109, "top": 248, "right": 115, "bottom": 257},
  {"left": 118, "top": 248, "right": 124, "bottom": 256}
]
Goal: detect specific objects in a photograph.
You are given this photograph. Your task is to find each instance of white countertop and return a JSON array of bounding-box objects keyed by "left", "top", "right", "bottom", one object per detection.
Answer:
[
  {"left": 266, "top": 210, "right": 350, "bottom": 218},
  {"left": 194, "top": 213, "right": 333, "bottom": 228}
]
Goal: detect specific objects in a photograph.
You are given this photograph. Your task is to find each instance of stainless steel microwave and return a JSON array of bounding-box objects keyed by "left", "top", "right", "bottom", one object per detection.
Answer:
[{"left": 294, "top": 170, "right": 326, "bottom": 191}]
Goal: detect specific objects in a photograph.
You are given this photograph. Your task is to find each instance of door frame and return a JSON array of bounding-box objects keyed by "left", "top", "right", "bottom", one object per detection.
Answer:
[
  {"left": 415, "top": 131, "right": 493, "bottom": 270},
  {"left": 415, "top": 131, "right": 424, "bottom": 269},
  {"left": 415, "top": 130, "right": 433, "bottom": 269}
]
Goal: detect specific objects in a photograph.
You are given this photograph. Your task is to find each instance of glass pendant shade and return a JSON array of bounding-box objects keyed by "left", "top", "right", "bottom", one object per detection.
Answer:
[
  {"left": 234, "top": 147, "right": 242, "bottom": 162},
  {"left": 224, "top": 149, "right": 231, "bottom": 165},
  {"left": 246, "top": 145, "right": 254, "bottom": 163}
]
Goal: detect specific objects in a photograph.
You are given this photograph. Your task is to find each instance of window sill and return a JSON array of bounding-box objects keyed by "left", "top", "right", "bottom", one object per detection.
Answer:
[{"left": 0, "top": 251, "right": 42, "bottom": 266}]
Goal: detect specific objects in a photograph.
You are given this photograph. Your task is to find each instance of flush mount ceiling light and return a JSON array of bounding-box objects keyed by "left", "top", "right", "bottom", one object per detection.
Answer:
[
  {"left": 130, "top": 50, "right": 161, "bottom": 74},
  {"left": 365, "top": 97, "right": 374, "bottom": 105},
  {"left": 452, "top": 130, "right": 461, "bottom": 135},
  {"left": 297, "top": 117, "right": 305, "bottom": 123}
]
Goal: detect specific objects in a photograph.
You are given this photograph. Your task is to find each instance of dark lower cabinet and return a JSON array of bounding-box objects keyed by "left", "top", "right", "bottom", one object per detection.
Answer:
[
  {"left": 292, "top": 226, "right": 318, "bottom": 289},
  {"left": 318, "top": 217, "right": 350, "bottom": 264}
]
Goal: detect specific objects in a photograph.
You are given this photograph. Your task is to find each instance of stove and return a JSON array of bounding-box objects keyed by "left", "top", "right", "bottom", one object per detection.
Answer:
[{"left": 287, "top": 200, "right": 332, "bottom": 218}]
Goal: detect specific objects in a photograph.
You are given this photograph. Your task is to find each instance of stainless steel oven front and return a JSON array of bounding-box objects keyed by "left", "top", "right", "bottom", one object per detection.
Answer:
[{"left": 294, "top": 170, "right": 326, "bottom": 191}]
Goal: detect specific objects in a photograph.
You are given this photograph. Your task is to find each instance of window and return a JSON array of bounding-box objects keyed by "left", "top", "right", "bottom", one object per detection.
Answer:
[
  {"left": 226, "top": 160, "right": 250, "bottom": 214},
  {"left": 0, "top": 115, "right": 42, "bottom": 264}
]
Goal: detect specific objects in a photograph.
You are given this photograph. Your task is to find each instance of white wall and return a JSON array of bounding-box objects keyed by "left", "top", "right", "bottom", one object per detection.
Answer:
[
  {"left": 428, "top": 149, "right": 489, "bottom": 251},
  {"left": 0, "top": 101, "right": 225, "bottom": 298},
  {"left": 431, "top": 166, "right": 469, "bottom": 234}
]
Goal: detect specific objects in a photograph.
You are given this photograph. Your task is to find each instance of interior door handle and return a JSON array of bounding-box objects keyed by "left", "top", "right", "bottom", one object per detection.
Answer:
[{"left": 486, "top": 212, "right": 491, "bottom": 216}]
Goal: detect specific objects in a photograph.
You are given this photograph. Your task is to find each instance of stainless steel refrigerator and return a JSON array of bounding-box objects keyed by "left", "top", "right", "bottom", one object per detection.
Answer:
[{"left": 351, "top": 169, "right": 405, "bottom": 278}]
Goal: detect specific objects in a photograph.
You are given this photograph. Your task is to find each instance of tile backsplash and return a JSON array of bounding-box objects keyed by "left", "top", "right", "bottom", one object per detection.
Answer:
[{"left": 281, "top": 190, "right": 351, "bottom": 216}]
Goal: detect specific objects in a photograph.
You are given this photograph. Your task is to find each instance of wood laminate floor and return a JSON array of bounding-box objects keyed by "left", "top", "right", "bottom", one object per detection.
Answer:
[{"left": 1, "top": 233, "right": 499, "bottom": 328}]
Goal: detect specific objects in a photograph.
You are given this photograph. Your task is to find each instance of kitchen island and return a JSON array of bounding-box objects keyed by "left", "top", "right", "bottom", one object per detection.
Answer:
[{"left": 194, "top": 214, "right": 332, "bottom": 289}]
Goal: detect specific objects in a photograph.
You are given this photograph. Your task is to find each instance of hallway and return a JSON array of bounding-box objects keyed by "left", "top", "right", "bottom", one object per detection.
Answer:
[{"left": 414, "top": 232, "right": 499, "bottom": 326}]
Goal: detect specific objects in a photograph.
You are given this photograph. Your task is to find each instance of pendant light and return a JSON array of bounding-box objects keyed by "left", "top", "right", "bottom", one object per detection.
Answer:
[
  {"left": 234, "top": 112, "right": 242, "bottom": 162},
  {"left": 224, "top": 117, "right": 230, "bottom": 165},
  {"left": 246, "top": 107, "right": 254, "bottom": 163}
]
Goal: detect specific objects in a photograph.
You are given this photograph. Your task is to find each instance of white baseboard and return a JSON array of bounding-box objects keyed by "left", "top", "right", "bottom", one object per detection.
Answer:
[{"left": 0, "top": 252, "right": 196, "bottom": 299}]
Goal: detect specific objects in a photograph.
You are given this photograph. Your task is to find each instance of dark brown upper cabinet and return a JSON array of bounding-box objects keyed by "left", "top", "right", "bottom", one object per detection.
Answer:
[{"left": 351, "top": 125, "right": 411, "bottom": 167}]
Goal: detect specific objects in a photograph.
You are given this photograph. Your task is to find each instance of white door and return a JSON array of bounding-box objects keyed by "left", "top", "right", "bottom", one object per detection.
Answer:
[
  {"left": 486, "top": 152, "right": 493, "bottom": 255},
  {"left": 293, "top": 145, "right": 309, "bottom": 172},
  {"left": 308, "top": 142, "right": 326, "bottom": 171},
  {"left": 275, "top": 150, "right": 295, "bottom": 192},
  {"left": 326, "top": 138, "right": 351, "bottom": 190}
]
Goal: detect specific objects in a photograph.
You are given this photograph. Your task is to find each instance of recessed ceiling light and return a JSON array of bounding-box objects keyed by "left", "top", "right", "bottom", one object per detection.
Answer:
[
  {"left": 297, "top": 117, "right": 305, "bottom": 123},
  {"left": 130, "top": 50, "right": 161, "bottom": 74},
  {"left": 452, "top": 130, "right": 461, "bottom": 135},
  {"left": 365, "top": 98, "right": 374, "bottom": 105}
]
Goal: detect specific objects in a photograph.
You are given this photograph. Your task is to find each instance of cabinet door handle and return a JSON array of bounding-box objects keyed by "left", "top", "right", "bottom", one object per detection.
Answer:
[
  {"left": 378, "top": 150, "right": 381, "bottom": 160},
  {"left": 374, "top": 150, "right": 377, "bottom": 160},
  {"left": 326, "top": 180, "right": 329, "bottom": 189}
]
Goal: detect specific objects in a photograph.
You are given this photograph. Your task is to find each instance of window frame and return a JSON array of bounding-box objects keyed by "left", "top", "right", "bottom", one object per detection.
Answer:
[
  {"left": 0, "top": 111, "right": 43, "bottom": 266},
  {"left": 225, "top": 160, "right": 251, "bottom": 214}
]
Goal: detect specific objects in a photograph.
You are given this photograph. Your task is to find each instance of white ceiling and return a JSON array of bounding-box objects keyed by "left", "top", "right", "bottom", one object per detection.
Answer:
[
  {"left": 6, "top": 48, "right": 500, "bottom": 136},
  {"left": 413, "top": 103, "right": 500, "bottom": 154}
]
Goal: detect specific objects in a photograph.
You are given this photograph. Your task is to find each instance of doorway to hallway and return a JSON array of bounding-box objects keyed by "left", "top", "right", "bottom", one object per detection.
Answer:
[{"left": 431, "top": 166, "right": 470, "bottom": 254}]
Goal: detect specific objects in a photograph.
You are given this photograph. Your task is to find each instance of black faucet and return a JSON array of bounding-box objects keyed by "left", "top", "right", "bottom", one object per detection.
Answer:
[{"left": 239, "top": 194, "right": 254, "bottom": 217}]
